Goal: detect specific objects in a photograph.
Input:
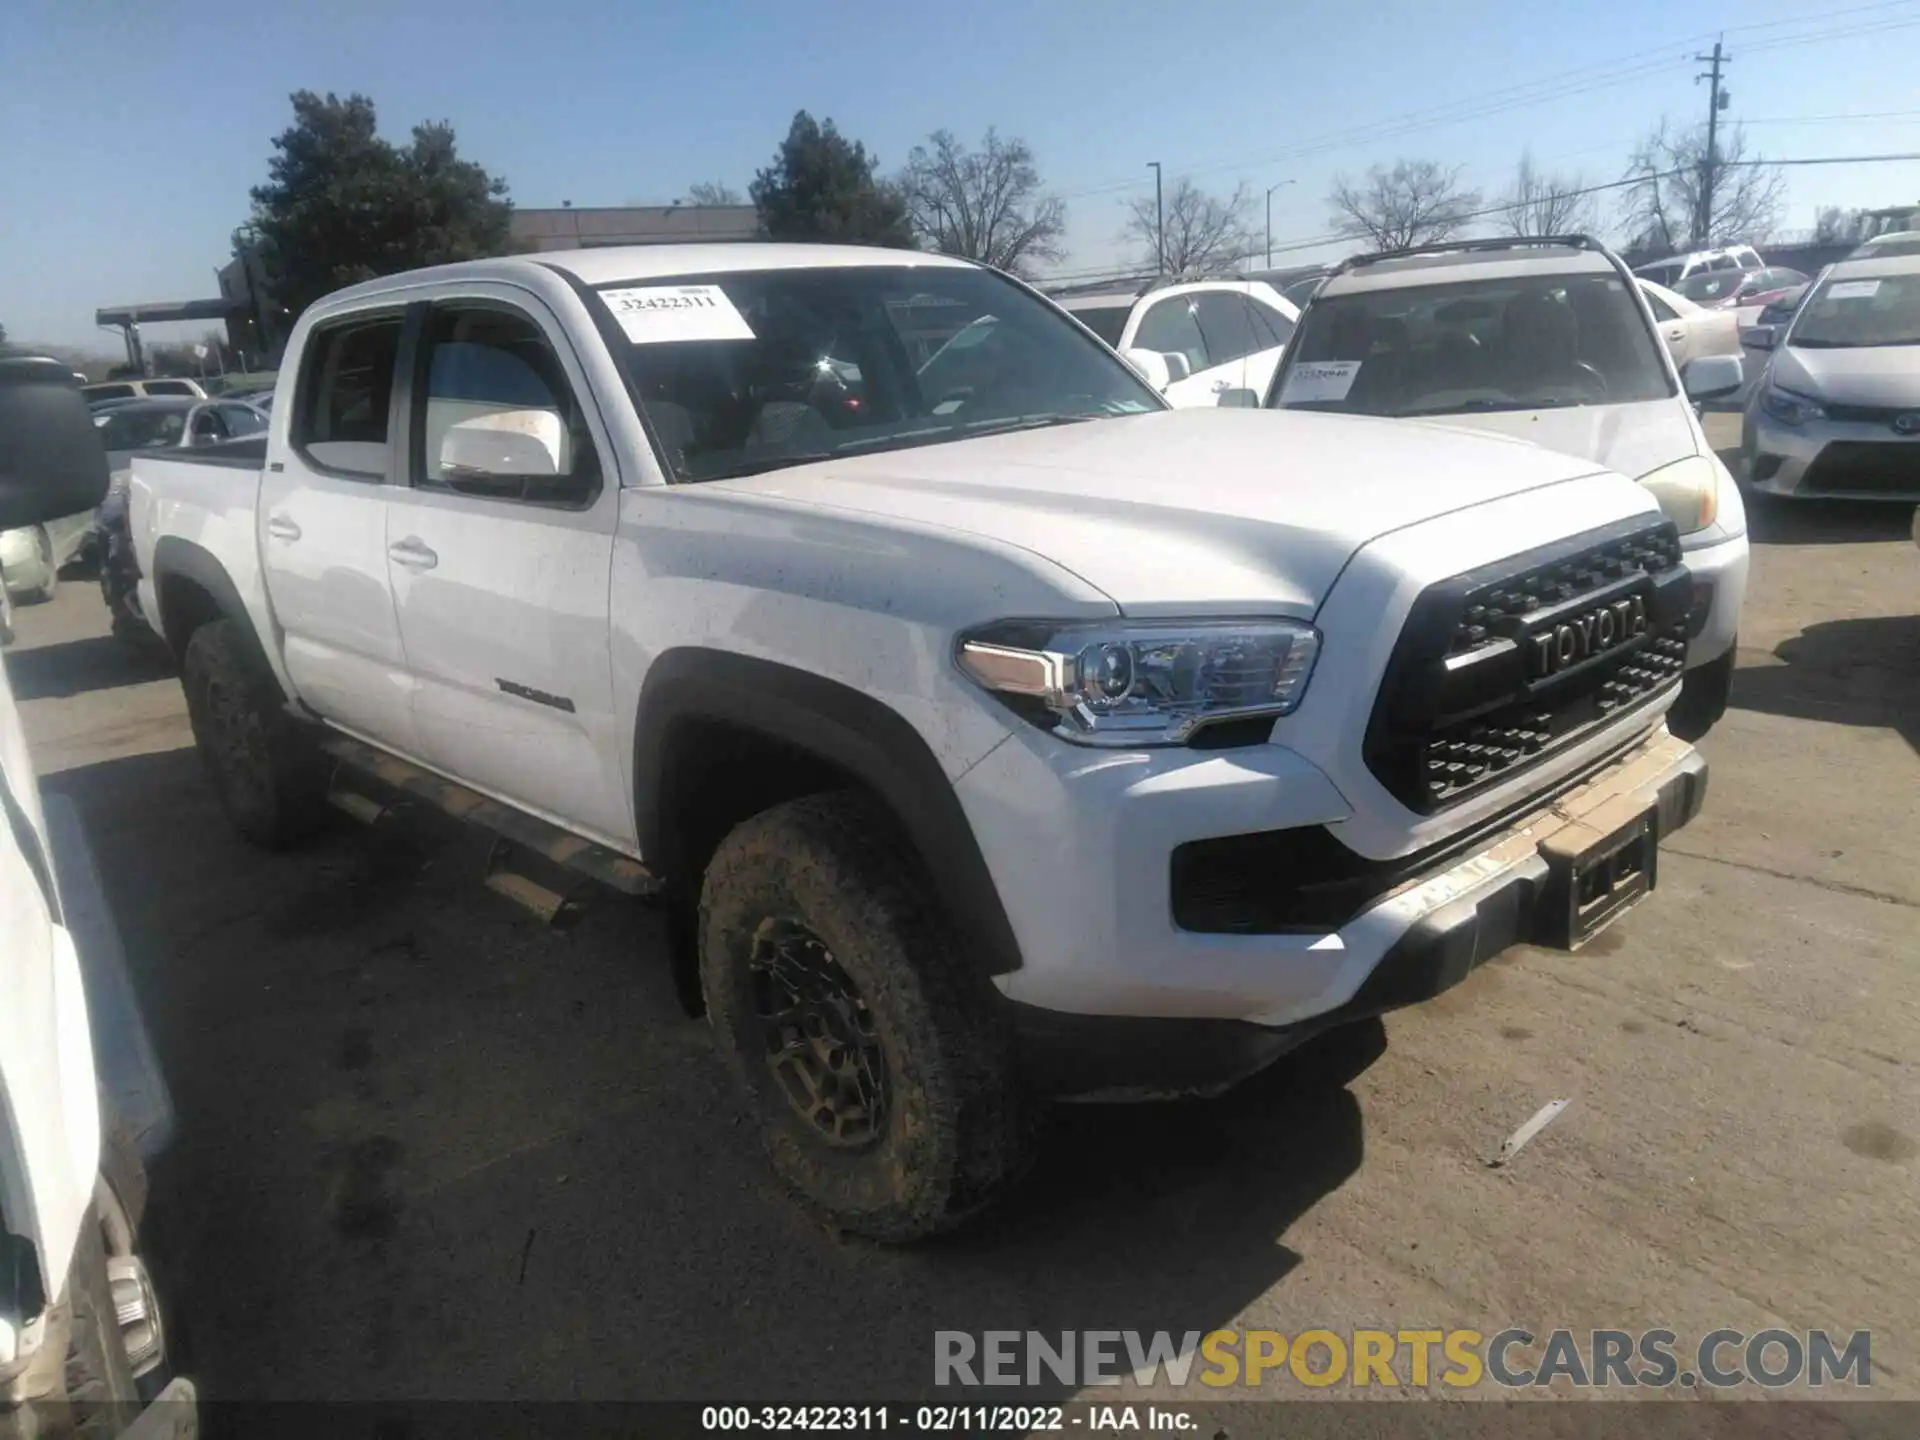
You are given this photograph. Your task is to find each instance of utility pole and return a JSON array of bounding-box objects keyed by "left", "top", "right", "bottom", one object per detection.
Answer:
[
  {"left": 1693, "top": 39, "right": 1731, "bottom": 248},
  {"left": 1265, "top": 179, "right": 1296, "bottom": 269},
  {"left": 1148, "top": 161, "right": 1164, "bottom": 275}
]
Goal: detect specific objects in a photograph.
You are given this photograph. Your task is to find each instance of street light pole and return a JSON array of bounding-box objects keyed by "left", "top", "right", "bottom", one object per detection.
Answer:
[
  {"left": 1148, "top": 161, "right": 1164, "bottom": 275},
  {"left": 1265, "top": 179, "right": 1296, "bottom": 269}
]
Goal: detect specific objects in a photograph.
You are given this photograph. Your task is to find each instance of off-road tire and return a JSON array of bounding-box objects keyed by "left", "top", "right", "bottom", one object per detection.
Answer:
[
  {"left": 699, "top": 792, "right": 1031, "bottom": 1242},
  {"left": 182, "top": 618, "right": 329, "bottom": 849},
  {"left": 52, "top": 1206, "right": 140, "bottom": 1439}
]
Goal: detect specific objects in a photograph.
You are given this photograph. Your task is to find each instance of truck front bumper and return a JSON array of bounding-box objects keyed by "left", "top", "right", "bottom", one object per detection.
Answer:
[{"left": 962, "top": 727, "right": 1706, "bottom": 1100}]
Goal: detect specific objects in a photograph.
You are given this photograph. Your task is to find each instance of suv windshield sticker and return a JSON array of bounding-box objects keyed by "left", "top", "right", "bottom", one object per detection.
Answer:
[
  {"left": 1281, "top": 360, "right": 1360, "bottom": 403},
  {"left": 1824, "top": 280, "right": 1881, "bottom": 301},
  {"left": 602, "top": 285, "right": 756, "bottom": 345}
]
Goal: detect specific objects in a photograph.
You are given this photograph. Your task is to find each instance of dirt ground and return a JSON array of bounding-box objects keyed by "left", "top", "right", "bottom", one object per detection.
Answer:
[{"left": 11, "top": 424, "right": 1918, "bottom": 1407}]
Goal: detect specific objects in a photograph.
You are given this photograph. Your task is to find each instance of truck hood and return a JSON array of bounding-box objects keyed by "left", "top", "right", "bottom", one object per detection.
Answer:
[
  {"left": 1413, "top": 399, "right": 1700, "bottom": 481},
  {"left": 1775, "top": 343, "right": 1920, "bottom": 408},
  {"left": 724, "top": 409, "right": 1611, "bottom": 615}
]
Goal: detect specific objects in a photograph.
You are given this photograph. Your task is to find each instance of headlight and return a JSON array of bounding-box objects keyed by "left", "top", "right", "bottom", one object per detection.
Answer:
[
  {"left": 1760, "top": 385, "right": 1825, "bottom": 427},
  {"left": 1638, "top": 454, "right": 1721, "bottom": 535},
  {"left": 956, "top": 618, "right": 1320, "bottom": 746}
]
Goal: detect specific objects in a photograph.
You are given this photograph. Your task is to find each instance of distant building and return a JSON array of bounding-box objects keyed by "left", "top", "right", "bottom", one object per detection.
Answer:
[{"left": 509, "top": 204, "right": 760, "bottom": 252}]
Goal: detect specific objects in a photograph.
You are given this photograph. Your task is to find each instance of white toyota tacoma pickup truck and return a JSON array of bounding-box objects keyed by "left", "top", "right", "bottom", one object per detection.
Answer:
[{"left": 129, "top": 243, "right": 1709, "bottom": 1240}]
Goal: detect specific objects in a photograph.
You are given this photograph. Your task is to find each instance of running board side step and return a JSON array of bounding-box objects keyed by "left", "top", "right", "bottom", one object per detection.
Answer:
[{"left": 320, "top": 735, "right": 661, "bottom": 911}]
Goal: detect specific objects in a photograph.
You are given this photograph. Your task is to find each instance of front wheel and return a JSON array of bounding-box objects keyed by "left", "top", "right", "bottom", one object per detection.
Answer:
[
  {"left": 181, "top": 618, "right": 329, "bottom": 848},
  {"left": 699, "top": 793, "right": 1031, "bottom": 1241}
]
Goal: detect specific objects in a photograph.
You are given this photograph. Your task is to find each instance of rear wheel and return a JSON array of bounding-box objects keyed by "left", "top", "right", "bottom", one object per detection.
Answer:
[
  {"left": 699, "top": 792, "right": 1031, "bottom": 1241},
  {"left": 182, "top": 618, "right": 329, "bottom": 848}
]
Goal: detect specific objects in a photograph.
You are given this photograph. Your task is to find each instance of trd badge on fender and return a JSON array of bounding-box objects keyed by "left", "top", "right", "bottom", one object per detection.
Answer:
[{"left": 1528, "top": 593, "right": 1648, "bottom": 678}]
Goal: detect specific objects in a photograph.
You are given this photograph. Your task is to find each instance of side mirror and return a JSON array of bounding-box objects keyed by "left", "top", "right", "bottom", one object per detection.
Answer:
[
  {"left": 0, "top": 354, "right": 110, "bottom": 531},
  {"left": 1216, "top": 388, "right": 1261, "bottom": 409},
  {"left": 1121, "top": 348, "right": 1172, "bottom": 391},
  {"left": 1746, "top": 326, "right": 1777, "bottom": 352},
  {"left": 436, "top": 410, "right": 589, "bottom": 503},
  {"left": 1683, "top": 354, "right": 1745, "bottom": 403}
]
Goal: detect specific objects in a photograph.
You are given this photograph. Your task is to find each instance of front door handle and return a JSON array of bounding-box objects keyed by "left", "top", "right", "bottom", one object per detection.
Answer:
[
  {"left": 387, "top": 537, "right": 438, "bottom": 571},
  {"left": 266, "top": 515, "right": 301, "bottom": 542}
]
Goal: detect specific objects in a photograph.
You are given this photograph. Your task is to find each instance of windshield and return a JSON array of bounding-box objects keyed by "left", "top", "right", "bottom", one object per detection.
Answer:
[
  {"left": 1064, "top": 303, "right": 1132, "bottom": 347},
  {"left": 595, "top": 265, "right": 1161, "bottom": 481},
  {"left": 1270, "top": 270, "right": 1675, "bottom": 417},
  {"left": 1788, "top": 271, "right": 1920, "bottom": 348},
  {"left": 95, "top": 406, "right": 188, "bottom": 451}
]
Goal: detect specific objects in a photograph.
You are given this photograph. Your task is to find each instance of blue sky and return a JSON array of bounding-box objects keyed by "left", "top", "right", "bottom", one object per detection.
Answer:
[{"left": 4, "top": 0, "right": 1918, "bottom": 350}]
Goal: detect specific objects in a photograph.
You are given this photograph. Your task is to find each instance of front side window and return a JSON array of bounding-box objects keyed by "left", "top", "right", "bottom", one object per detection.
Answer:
[
  {"left": 1787, "top": 272, "right": 1920, "bottom": 349},
  {"left": 1271, "top": 271, "right": 1676, "bottom": 417},
  {"left": 85, "top": 384, "right": 135, "bottom": 402},
  {"left": 1644, "top": 290, "right": 1679, "bottom": 323},
  {"left": 188, "top": 407, "right": 230, "bottom": 445},
  {"left": 594, "top": 265, "right": 1160, "bottom": 482},
  {"left": 415, "top": 306, "right": 600, "bottom": 505},
  {"left": 1193, "top": 293, "right": 1262, "bottom": 366},
  {"left": 296, "top": 316, "right": 402, "bottom": 477},
  {"left": 95, "top": 406, "right": 188, "bottom": 451},
  {"left": 1133, "top": 297, "right": 1210, "bottom": 375}
]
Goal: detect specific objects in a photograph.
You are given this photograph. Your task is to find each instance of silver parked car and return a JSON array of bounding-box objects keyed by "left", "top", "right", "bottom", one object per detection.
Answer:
[
  {"left": 0, "top": 395, "right": 267, "bottom": 602},
  {"left": 1743, "top": 252, "right": 1920, "bottom": 500}
]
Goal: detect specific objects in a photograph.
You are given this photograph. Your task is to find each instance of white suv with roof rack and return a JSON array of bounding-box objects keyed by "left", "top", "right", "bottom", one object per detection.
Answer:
[
  {"left": 1267, "top": 234, "right": 1749, "bottom": 739},
  {"left": 1633, "top": 245, "right": 1764, "bottom": 290},
  {"left": 1055, "top": 279, "right": 1298, "bottom": 407}
]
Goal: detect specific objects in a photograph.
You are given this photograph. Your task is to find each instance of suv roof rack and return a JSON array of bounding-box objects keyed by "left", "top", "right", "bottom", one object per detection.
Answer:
[{"left": 1334, "top": 234, "right": 1609, "bottom": 276}]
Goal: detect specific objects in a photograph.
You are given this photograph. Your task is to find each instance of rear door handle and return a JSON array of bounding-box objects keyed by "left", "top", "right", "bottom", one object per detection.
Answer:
[
  {"left": 387, "top": 537, "right": 438, "bottom": 571},
  {"left": 266, "top": 515, "right": 301, "bottom": 542}
]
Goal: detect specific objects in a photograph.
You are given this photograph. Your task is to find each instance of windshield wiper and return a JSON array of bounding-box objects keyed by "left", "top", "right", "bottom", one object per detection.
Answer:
[{"left": 958, "top": 412, "right": 1099, "bottom": 436}]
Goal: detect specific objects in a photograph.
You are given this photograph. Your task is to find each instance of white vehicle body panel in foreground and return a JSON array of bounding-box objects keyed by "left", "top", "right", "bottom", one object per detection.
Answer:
[
  {"left": 0, "top": 659, "right": 101, "bottom": 1366},
  {"left": 133, "top": 243, "right": 1704, "bottom": 1038}
]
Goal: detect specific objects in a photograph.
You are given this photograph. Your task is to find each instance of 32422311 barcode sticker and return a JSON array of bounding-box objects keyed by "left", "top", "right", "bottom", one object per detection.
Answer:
[{"left": 599, "top": 285, "right": 756, "bottom": 345}]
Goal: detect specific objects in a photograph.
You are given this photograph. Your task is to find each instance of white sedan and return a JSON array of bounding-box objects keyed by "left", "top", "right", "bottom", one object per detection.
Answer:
[
  {"left": 1638, "top": 278, "right": 1742, "bottom": 371},
  {"left": 1055, "top": 280, "right": 1299, "bottom": 407}
]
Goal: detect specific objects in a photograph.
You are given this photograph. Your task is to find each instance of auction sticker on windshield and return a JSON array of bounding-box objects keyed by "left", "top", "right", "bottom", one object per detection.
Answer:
[
  {"left": 1825, "top": 280, "right": 1882, "bottom": 301},
  {"left": 602, "top": 285, "right": 756, "bottom": 345},
  {"left": 1281, "top": 360, "right": 1361, "bottom": 403}
]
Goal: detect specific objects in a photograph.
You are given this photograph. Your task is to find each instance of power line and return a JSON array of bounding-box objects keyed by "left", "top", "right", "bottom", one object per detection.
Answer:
[{"left": 1050, "top": 3, "right": 1920, "bottom": 206}]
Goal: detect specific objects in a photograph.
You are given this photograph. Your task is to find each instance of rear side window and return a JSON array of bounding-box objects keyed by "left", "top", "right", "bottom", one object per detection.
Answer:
[
  {"left": 295, "top": 316, "right": 403, "bottom": 478},
  {"left": 85, "top": 384, "right": 135, "bottom": 402}
]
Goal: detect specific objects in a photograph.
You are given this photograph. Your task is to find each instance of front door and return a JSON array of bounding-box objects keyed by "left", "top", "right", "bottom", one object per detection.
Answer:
[
  {"left": 383, "top": 293, "right": 629, "bottom": 847},
  {"left": 257, "top": 309, "right": 419, "bottom": 753}
]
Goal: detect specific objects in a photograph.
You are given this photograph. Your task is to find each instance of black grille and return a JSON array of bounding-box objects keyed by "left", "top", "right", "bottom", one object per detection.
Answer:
[
  {"left": 1366, "top": 515, "right": 1691, "bottom": 814},
  {"left": 1801, "top": 442, "right": 1920, "bottom": 496},
  {"left": 1822, "top": 401, "right": 1909, "bottom": 425}
]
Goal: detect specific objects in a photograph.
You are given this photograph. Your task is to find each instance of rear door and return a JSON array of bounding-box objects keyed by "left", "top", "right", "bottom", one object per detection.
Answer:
[
  {"left": 382, "top": 289, "right": 628, "bottom": 847},
  {"left": 258, "top": 309, "right": 420, "bottom": 753}
]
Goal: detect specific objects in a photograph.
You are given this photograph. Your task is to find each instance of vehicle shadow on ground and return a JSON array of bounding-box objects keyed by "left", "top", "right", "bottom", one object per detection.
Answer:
[
  {"left": 5, "top": 633, "right": 174, "bottom": 700},
  {"left": 1732, "top": 614, "right": 1920, "bottom": 754},
  {"left": 48, "top": 744, "right": 1373, "bottom": 1406},
  {"left": 1745, "top": 495, "right": 1916, "bottom": 547}
]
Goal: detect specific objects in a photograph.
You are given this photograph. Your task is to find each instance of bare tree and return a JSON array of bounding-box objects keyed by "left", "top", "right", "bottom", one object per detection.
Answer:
[
  {"left": 684, "top": 181, "right": 743, "bottom": 206},
  {"left": 1123, "top": 177, "right": 1255, "bottom": 276},
  {"left": 1327, "top": 160, "right": 1482, "bottom": 251},
  {"left": 1500, "top": 153, "right": 1595, "bottom": 237},
  {"left": 898, "top": 129, "right": 1066, "bottom": 276},
  {"left": 1812, "top": 205, "right": 1866, "bottom": 246},
  {"left": 1618, "top": 120, "right": 1785, "bottom": 253}
]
